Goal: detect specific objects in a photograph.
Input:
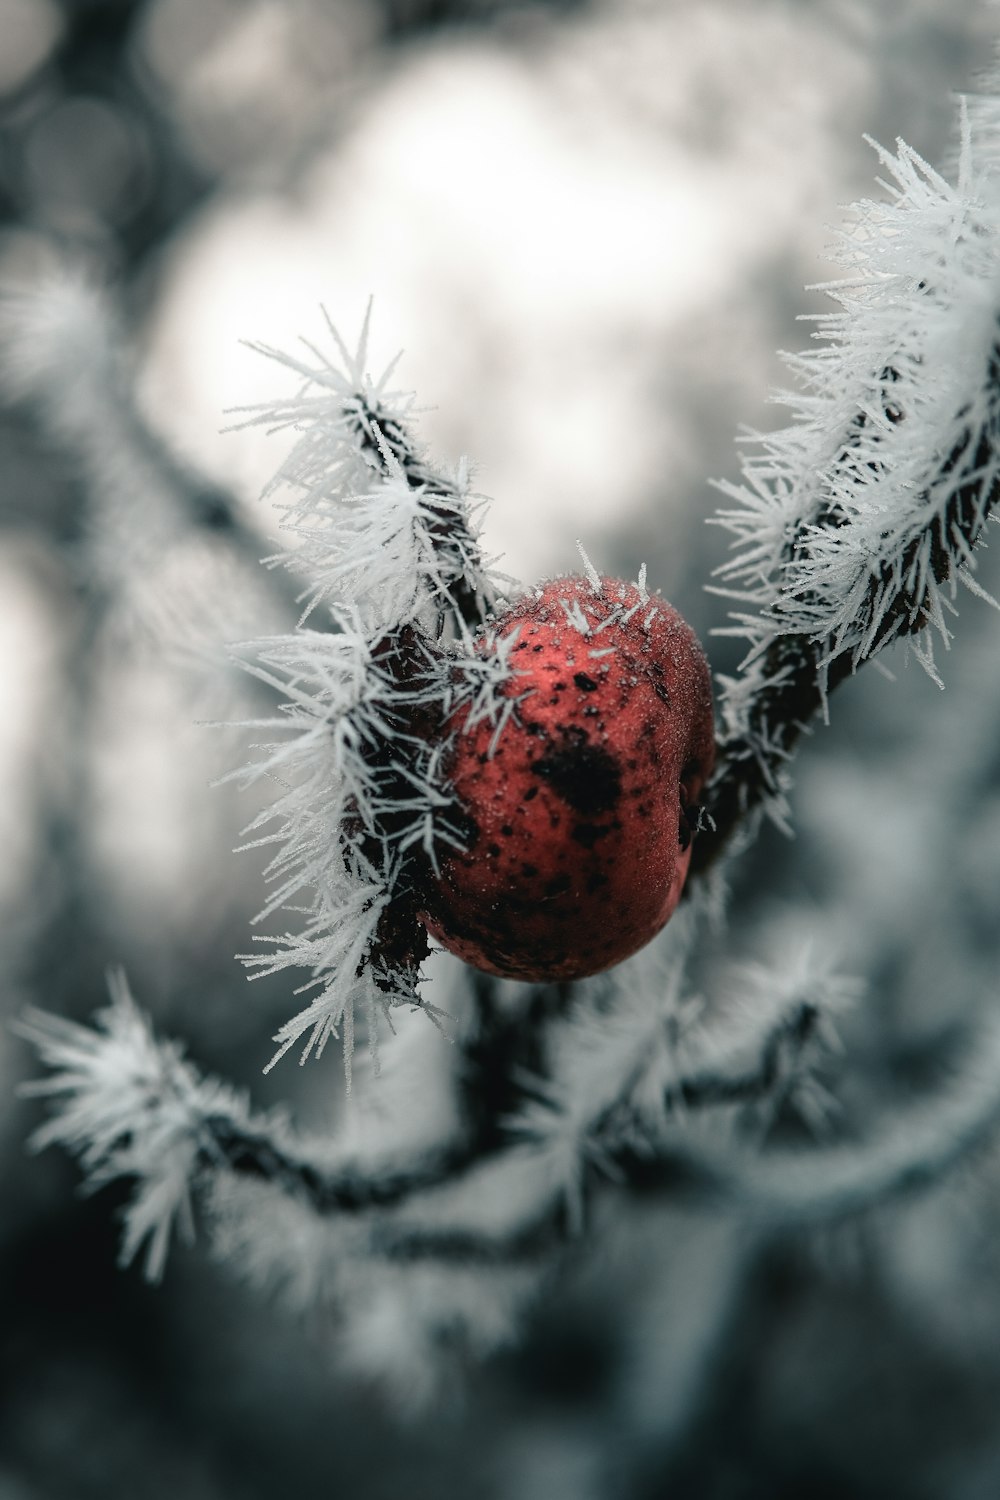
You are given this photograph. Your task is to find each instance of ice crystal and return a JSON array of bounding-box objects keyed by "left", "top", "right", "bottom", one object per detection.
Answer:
[{"left": 16, "top": 972, "right": 247, "bottom": 1280}]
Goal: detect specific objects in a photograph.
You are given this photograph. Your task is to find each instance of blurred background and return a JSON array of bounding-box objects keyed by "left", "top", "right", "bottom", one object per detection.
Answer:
[{"left": 3, "top": 0, "right": 1000, "bottom": 1495}]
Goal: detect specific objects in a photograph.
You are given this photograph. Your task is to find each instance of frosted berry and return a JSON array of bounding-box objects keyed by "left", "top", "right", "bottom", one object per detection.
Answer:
[{"left": 419, "top": 576, "right": 715, "bottom": 981}]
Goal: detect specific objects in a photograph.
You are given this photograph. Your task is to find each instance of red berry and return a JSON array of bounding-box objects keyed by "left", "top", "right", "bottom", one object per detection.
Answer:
[{"left": 419, "top": 576, "right": 715, "bottom": 981}]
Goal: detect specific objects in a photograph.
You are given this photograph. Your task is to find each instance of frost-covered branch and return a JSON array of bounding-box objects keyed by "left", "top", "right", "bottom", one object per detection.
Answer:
[
  {"left": 357, "top": 1010, "right": 1000, "bottom": 1264},
  {"left": 225, "top": 310, "right": 515, "bottom": 1079},
  {"left": 622, "top": 1015, "right": 1000, "bottom": 1224},
  {"left": 695, "top": 103, "right": 1000, "bottom": 868},
  {"left": 17, "top": 945, "right": 849, "bottom": 1274},
  {"left": 237, "top": 302, "right": 503, "bottom": 635}
]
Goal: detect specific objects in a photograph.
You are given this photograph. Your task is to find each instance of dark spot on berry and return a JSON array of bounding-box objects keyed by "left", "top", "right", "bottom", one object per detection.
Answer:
[
  {"left": 583, "top": 705, "right": 600, "bottom": 718},
  {"left": 522, "top": 863, "right": 538, "bottom": 877},
  {"left": 544, "top": 873, "right": 572, "bottom": 898},
  {"left": 574, "top": 672, "right": 599, "bottom": 692},
  {"left": 524, "top": 721, "right": 547, "bottom": 738},
  {"left": 523, "top": 786, "right": 538, "bottom": 802},
  {"left": 532, "top": 643, "right": 544, "bottom": 652},
  {"left": 553, "top": 682, "right": 566, "bottom": 691},
  {"left": 531, "top": 739, "right": 622, "bottom": 816},
  {"left": 652, "top": 680, "right": 671, "bottom": 705},
  {"left": 572, "top": 822, "right": 610, "bottom": 849},
  {"left": 488, "top": 843, "right": 501, "bottom": 858},
  {"left": 501, "top": 824, "right": 513, "bottom": 836},
  {"left": 586, "top": 871, "right": 609, "bottom": 893}
]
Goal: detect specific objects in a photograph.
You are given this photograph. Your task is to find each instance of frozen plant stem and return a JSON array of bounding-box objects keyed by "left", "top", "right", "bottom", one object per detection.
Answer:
[
  {"left": 228, "top": 307, "right": 510, "bottom": 1079},
  {"left": 696, "top": 343, "right": 1000, "bottom": 871},
  {"left": 697, "top": 115, "right": 1000, "bottom": 867},
  {"left": 22, "top": 976, "right": 1000, "bottom": 1271},
  {"left": 316, "top": 379, "right": 497, "bottom": 1003},
  {"left": 15, "top": 973, "right": 839, "bottom": 1270}
]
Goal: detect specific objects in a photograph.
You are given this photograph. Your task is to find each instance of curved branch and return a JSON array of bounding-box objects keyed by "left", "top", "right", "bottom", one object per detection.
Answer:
[
  {"left": 369, "top": 1017, "right": 1000, "bottom": 1264},
  {"left": 694, "top": 339, "right": 1000, "bottom": 874}
]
